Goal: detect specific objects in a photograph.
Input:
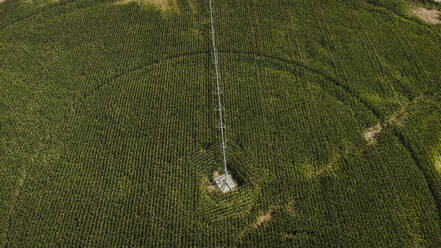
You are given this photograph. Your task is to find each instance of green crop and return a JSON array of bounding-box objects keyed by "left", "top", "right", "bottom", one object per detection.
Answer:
[{"left": 1, "top": 0, "right": 440, "bottom": 247}]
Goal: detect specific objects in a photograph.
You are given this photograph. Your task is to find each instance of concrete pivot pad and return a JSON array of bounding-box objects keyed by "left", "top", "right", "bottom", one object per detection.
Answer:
[{"left": 214, "top": 174, "right": 237, "bottom": 193}]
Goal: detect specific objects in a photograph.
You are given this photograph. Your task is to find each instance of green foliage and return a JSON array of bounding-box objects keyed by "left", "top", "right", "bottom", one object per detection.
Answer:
[
  {"left": 366, "top": 0, "right": 409, "bottom": 13},
  {"left": 0, "top": 0, "right": 440, "bottom": 247}
]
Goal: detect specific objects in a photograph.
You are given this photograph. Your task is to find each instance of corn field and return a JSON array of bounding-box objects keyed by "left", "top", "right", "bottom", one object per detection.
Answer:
[{"left": 0, "top": 0, "right": 440, "bottom": 247}]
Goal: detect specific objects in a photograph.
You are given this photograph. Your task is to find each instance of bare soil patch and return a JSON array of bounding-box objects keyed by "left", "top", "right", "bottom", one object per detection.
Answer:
[
  {"left": 237, "top": 209, "right": 275, "bottom": 239},
  {"left": 254, "top": 210, "right": 273, "bottom": 228},
  {"left": 304, "top": 153, "right": 341, "bottom": 178},
  {"left": 363, "top": 97, "right": 424, "bottom": 144},
  {"left": 8, "top": 169, "right": 28, "bottom": 220},
  {"left": 212, "top": 170, "right": 220, "bottom": 180},
  {"left": 364, "top": 123, "right": 385, "bottom": 144},
  {"left": 207, "top": 184, "right": 218, "bottom": 192},
  {"left": 433, "top": 146, "right": 441, "bottom": 174},
  {"left": 388, "top": 115, "right": 406, "bottom": 126},
  {"left": 0, "top": 0, "right": 6, "bottom": 3},
  {"left": 387, "top": 108, "right": 408, "bottom": 126},
  {"left": 15, "top": 170, "right": 27, "bottom": 197},
  {"left": 285, "top": 200, "right": 296, "bottom": 216},
  {"left": 412, "top": 7, "right": 441, "bottom": 24},
  {"left": 207, "top": 170, "right": 221, "bottom": 192}
]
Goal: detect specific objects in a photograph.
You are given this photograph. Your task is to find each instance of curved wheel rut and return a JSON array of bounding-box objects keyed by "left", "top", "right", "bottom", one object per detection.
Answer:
[
  {"left": 72, "top": 48, "right": 441, "bottom": 229},
  {"left": 0, "top": 1, "right": 107, "bottom": 31},
  {"left": 82, "top": 51, "right": 208, "bottom": 100}
]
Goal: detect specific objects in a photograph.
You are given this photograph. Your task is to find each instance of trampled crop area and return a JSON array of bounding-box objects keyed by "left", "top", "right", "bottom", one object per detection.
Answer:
[{"left": 0, "top": 0, "right": 440, "bottom": 247}]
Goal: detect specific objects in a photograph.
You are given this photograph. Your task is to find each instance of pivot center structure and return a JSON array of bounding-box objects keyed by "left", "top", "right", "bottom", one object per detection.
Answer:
[{"left": 208, "top": 0, "right": 237, "bottom": 193}]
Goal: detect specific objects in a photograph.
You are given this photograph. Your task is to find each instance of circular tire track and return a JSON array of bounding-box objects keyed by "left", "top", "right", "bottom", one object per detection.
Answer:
[{"left": 71, "top": 48, "right": 441, "bottom": 231}]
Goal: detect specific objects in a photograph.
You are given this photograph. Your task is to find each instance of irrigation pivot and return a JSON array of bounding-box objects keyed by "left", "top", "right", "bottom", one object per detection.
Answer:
[{"left": 209, "top": 0, "right": 237, "bottom": 193}]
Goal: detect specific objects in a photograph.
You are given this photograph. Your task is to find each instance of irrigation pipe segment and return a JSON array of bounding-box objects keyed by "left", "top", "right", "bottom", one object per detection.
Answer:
[{"left": 208, "top": 0, "right": 230, "bottom": 184}]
